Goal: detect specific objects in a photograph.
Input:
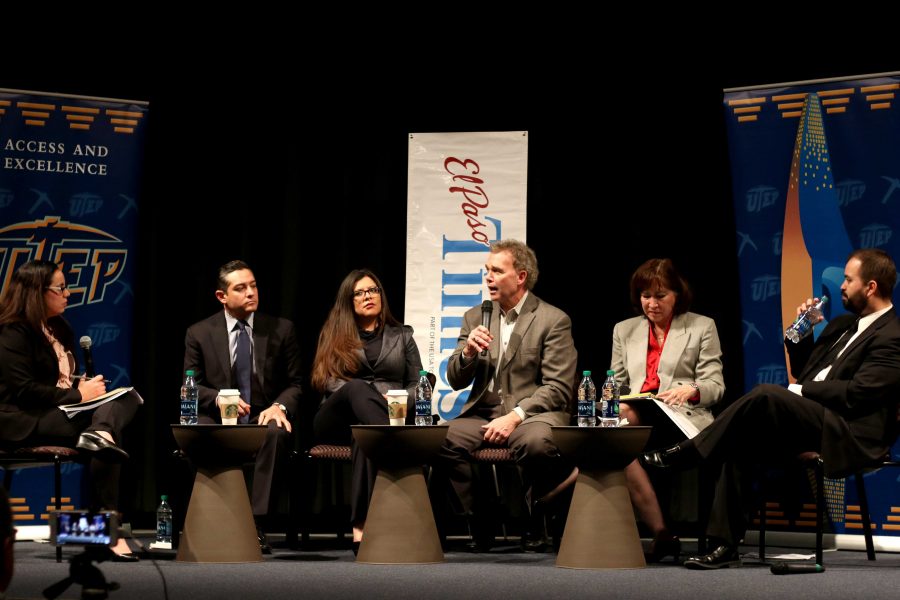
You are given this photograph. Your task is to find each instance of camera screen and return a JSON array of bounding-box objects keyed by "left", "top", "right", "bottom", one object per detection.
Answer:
[{"left": 54, "top": 512, "right": 113, "bottom": 545}]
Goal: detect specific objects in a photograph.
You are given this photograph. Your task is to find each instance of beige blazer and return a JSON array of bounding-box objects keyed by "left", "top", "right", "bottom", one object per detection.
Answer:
[
  {"left": 448, "top": 293, "right": 577, "bottom": 426},
  {"left": 611, "top": 312, "right": 724, "bottom": 431}
]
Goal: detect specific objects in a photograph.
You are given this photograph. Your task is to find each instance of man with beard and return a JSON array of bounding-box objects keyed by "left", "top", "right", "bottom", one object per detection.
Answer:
[{"left": 642, "top": 249, "right": 900, "bottom": 569}]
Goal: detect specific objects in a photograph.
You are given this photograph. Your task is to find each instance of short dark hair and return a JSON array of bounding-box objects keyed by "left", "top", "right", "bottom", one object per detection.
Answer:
[
  {"left": 629, "top": 258, "right": 693, "bottom": 315},
  {"left": 849, "top": 248, "right": 897, "bottom": 299},
  {"left": 217, "top": 260, "right": 252, "bottom": 292}
]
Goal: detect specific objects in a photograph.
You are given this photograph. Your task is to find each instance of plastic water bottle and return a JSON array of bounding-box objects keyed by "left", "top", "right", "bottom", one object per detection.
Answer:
[
  {"left": 600, "top": 370, "right": 619, "bottom": 427},
  {"left": 577, "top": 371, "right": 596, "bottom": 427},
  {"left": 785, "top": 296, "right": 828, "bottom": 343},
  {"left": 156, "top": 495, "right": 173, "bottom": 544},
  {"left": 415, "top": 370, "right": 432, "bottom": 426},
  {"left": 180, "top": 369, "right": 198, "bottom": 425}
]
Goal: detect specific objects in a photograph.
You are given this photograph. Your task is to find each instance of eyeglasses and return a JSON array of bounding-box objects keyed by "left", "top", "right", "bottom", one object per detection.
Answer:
[
  {"left": 45, "top": 284, "right": 69, "bottom": 294},
  {"left": 353, "top": 286, "right": 381, "bottom": 299}
]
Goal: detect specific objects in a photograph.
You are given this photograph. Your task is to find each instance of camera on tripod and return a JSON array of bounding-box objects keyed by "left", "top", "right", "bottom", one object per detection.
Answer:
[
  {"left": 44, "top": 511, "right": 123, "bottom": 600},
  {"left": 49, "top": 510, "right": 120, "bottom": 547}
]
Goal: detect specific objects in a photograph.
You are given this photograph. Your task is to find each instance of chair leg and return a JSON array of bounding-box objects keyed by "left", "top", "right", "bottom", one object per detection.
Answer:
[
  {"left": 489, "top": 465, "right": 509, "bottom": 540},
  {"left": 855, "top": 472, "right": 876, "bottom": 561},
  {"left": 54, "top": 454, "right": 63, "bottom": 563},
  {"left": 285, "top": 451, "right": 300, "bottom": 549},
  {"left": 758, "top": 469, "right": 766, "bottom": 563},
  {"left": 814, "top": 460, "right": 824, "bottom": 566}
]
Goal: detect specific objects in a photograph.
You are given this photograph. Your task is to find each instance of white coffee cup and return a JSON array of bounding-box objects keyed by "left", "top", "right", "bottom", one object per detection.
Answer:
[
  {"left": 385, "top": 389, "right": 409, "bottom": 426},
  {"left": 217, "top": 389, "right": 242, "bottom": 425}
]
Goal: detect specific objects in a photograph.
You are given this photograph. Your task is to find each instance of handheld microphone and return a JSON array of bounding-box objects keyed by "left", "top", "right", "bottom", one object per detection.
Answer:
[
  {"left": 79, "top": 336, "right": 95, "bottom": 378},
  {"left": 480, "top": 300, "right": 493, "bottom": 356},
  {"left": 770, "top": 562, "right": 825, "bottom": 575}
]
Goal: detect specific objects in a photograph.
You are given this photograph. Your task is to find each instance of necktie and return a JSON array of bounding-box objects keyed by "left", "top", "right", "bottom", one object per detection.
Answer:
[
  {"left": 816, "top": 319, "right": 860, "bottom": 371},
  {"left": 235, "top": 320, "right": 252, "bottom": 423}
]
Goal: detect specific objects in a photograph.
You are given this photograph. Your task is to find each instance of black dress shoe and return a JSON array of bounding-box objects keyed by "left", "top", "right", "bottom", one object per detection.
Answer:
[
  {"left": 641, "top": 443, "right": 697, "bottom": 470},
  {"left": 257, "top": 529, "right": 272, "bottom": 554},
  {"left": 683, "top": 544, "right": 741, "bottom": 570},
  {"left": 111, "top": 552, "right": 140, "bottom": 563},
  {"left": 352, "top": 541, "right": 360, "bottom": 556},
  {"left": 466, "top": 518, "right": 494, "bottom": 553},
  {"left": 76, "top": 431, "right": 129, "bottom": 462},
  {"left": 645, "top": 530, "right": 681, "bottom": 563}
]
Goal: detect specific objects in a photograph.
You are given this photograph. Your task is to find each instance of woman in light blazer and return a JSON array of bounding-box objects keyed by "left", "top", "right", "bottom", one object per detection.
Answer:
[
  {"left": 612, "top": 258, "right": 724, "bottom": 562},
  {"left": 311, "top": 269, "right": 423, "bottom": 553}
]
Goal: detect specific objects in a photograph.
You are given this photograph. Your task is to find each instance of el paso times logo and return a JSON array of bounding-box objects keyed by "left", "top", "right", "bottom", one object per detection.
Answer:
[{"left": 2, "top": 138, "right": 109, "bottom": 176}]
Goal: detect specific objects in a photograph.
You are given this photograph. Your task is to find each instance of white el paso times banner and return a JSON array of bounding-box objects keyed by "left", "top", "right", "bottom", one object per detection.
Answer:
[{"left": 405, "top": 131, "right": 527, "bottom": 421}]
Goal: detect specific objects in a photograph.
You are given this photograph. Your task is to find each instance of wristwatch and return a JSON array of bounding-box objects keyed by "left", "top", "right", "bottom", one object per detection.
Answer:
[
  {"left": 272, "top": 402, "right": 288, "bottom": 416},
  {"left": 688, "top": 383, "right": 699, "bottom": 391}
]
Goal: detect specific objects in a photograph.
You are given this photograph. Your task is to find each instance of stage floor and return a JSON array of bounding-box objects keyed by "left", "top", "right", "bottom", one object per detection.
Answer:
[{"left": 8, "top": 535, "right": 900, "bottom": 600}]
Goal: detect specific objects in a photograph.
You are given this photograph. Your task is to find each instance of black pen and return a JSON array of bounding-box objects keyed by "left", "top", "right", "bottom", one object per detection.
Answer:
[{"left": 72, "top": 375, "right": 113, "bottom": 385}]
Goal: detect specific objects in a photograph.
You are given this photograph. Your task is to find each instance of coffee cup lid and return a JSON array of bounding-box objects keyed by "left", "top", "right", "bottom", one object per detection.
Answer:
[{"left": 218, "top": 389, "right": 241, "bottom": 396}]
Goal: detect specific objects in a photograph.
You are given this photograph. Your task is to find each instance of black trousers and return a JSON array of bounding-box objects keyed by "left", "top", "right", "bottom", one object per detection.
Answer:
[
  {"left": 197, "top": 411, "right": 292, "bottom": 517},
  {"left": 312, "top": 379, "right": 397, "bottom": 525},
  {"left": 690, "top": 384, "right": 828, "bottom": 545},
  {"left": 25, "top": 390, "right": 142, "bottom": 511}
]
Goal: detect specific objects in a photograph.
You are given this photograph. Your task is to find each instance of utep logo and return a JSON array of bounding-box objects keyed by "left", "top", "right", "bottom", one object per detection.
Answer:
[
  {"left": 756, "top": 363, "right": 788, "bottom": 385},
  {"left": 69, "top": 193, "right": 103, "bottom": 218},
  {"left": 751, "top": 275, "right": 780, "bottom": 301},
  {"left": 746, "top": 186, "right": 779, "bottom": 213},
  {"left": 86, "top": 322, "right": 121, "bottom": 347},
  {"left": 836, "top": 180, "right": 866, "bottom": 207},
  {"left": 772, "top": 231, "right": 783, "bottom": 256},
  {"left": 0, "top": 188, "right": 12, "bottom": 209},
  {"left": 0, "top": 216, "right": 127, "bottom": 308},
  {"left": 859, "top": 224, "right": 892, "bottom": 248}
]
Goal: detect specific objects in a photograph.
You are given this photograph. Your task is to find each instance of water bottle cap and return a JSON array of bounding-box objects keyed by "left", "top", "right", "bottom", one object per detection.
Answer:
[
  {"left": 419, "top": 370, "right": 428, "bottom": 376},
  {"left": 606, "top": 369, "right": 615, "bottom": 376},
  {"left": 582, "top": 370, "right": 591, "bottom": 376},
  {"left": 161, "top": 494, "right": 168, "bottom": 501},
  {"left": 185, "top": 369, "right": 195, "bottom": 376}
]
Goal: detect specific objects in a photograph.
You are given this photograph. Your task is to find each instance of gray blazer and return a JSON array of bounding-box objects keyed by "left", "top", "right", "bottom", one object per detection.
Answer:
[
  {"left": 448, "top": 293, "right": 577, "bottom": 426},
  {"left": 611, "top": 312, "right": 724, "bottom": 430}
]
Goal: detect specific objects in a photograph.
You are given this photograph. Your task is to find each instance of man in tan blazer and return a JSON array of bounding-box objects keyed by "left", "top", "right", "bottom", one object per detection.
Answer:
[{"left": 438, "top": 240, "right": 577, "bottom": 550}]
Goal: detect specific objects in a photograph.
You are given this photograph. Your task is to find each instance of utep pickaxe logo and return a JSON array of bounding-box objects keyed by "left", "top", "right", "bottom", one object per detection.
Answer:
[{"left": 0, "top": 216, "right": 127, "bottom": 308}]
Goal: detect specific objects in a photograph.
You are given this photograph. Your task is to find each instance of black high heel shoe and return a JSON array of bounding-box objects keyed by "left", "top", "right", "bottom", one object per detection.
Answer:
[
  {"left": 352, "top": 541, "right": 360, "bottom": 556},
  {"left": 646, "top": 530, "right": 681, "bottom": 563}
]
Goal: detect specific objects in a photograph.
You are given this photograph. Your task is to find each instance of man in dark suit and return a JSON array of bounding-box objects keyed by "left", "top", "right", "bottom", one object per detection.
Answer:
[
  {"left": 438, "top": 240, "right": 578, "bottom": 550},
  {"left": 184, "top": 260, "right": 303, "bottom": 551},
  {"left": 643, "top": 248, "right": 900, "bottom": 569}
]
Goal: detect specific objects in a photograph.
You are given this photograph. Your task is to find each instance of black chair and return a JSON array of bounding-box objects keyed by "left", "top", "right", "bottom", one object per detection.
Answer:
[
  {"left": 0, "top": 445, "right": 81, "bottom": 563},
  {"left": 757, "top": 452, "right": 899, "bottom": 564}
]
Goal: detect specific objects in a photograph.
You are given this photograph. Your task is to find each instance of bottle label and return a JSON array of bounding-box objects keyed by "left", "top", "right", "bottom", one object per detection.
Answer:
[
  {"left": 157, "top": 519, "right": 172, "bottom": 537},
  {"left": 577, "top": 400, "right": 594, "bottom": 417}
]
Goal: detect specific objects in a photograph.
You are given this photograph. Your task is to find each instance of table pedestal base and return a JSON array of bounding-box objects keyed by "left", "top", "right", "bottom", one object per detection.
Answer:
[
  {"left": 176, "top": 466, "right": 261, "bottom": 563},
  {"left": 556, "top": 468, "right": 646, "bottom": 569},
  {"left": 357, "top": 466, "right": 443, "bottom": 564}
]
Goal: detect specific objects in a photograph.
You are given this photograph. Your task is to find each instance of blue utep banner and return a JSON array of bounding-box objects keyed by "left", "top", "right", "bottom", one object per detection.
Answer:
[
  {"left": 725, "top": 73, "right": 900, "bottom": 540},
  {"left": 0, "top": 89, "right": 148, "bottom": 525}
]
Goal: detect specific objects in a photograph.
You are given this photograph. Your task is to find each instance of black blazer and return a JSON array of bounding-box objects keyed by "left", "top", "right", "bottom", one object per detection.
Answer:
[
  {"left": 184, "top": 311, "right": 304, "bottom": 418},
  {"left": 787, "top": 308, "right": 900, "bottom": 477},
  {"left": 323, "top": 324, "right": 423, "bottom": 402},
  {"left": 0, "top": 318, "right": 83, "bottom": 442}
]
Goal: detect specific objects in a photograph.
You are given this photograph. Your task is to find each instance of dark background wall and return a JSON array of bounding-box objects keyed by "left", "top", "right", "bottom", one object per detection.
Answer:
[{"left": 5, "top": 32, "right": 896, "bottom": 523}]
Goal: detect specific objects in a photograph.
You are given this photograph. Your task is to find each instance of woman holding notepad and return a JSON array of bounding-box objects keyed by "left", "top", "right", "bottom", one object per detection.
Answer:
[
  {"left": 0, "top": 260, "right": 140, "bottom": 560},
  {"left": 611, "top": 258, "right": 725, "bottom": 562}
]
